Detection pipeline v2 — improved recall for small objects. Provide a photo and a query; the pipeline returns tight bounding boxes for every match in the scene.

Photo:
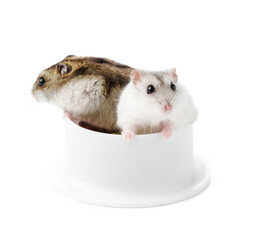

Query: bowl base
[50,157,210,208]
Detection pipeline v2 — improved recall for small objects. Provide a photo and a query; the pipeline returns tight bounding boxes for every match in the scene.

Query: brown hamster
[32,55,133,132]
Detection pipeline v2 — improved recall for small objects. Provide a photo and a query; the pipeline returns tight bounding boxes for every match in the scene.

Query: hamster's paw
[161,125,172,139]
[122,130,136,140]
[63,110,71,118]
[63,110,72,119]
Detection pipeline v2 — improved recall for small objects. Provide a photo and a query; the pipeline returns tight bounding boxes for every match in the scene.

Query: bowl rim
[66,118,193,139]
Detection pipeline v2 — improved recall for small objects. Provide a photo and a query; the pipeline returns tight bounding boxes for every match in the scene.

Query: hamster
[32,55,133,133]
[117,68,198,139]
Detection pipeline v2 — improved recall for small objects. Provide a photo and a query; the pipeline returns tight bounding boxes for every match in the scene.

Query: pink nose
[164,104,172,111]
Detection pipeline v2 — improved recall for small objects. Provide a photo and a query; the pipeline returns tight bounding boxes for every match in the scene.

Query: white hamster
[117,68,198,139]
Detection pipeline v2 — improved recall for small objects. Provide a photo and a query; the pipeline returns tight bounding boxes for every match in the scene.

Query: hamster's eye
[147,85,155,94]
[171,82,176,91]
[38,77,45,87]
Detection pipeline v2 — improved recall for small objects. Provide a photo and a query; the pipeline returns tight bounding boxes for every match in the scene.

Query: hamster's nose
[164,104,172,111]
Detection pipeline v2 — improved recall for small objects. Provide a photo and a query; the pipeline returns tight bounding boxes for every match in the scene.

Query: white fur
[117,71,198,135]
[34,76,104,116]
[32,90,49,103]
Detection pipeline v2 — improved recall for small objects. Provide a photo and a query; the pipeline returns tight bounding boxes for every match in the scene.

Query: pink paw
[63,110,75,120]
[161,126,172,139]
[122,130,136,140]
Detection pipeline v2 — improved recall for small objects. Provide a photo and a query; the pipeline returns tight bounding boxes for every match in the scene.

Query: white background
[0,0,254,239]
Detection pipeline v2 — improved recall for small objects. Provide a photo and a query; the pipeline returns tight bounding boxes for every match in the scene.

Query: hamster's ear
[168,68,178,81]
[130,70,142,84]
[65,55,77,59]
[57,63,68,76]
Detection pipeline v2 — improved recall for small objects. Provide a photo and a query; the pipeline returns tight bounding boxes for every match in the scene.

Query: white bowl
[51,119,210,208]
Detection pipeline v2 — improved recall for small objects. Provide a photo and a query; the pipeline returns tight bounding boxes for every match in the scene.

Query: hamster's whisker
[170,96,176,104]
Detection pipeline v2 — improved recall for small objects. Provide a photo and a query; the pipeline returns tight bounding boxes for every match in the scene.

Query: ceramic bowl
[51,119,210,207]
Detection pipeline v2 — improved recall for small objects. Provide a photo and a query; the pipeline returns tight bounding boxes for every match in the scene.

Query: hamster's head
[131,68,178,116]
[32,56,106,115]
[32,58,75,103]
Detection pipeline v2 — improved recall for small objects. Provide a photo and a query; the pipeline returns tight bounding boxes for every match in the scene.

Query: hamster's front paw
[161,124,172,139]
[63,110,76,121]
[122,130,136,140]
